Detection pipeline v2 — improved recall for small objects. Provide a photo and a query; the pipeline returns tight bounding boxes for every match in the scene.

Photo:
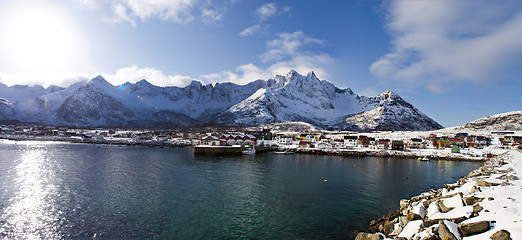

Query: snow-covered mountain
[214,70,442,131]
[0,70,443,131]
[343,91,443,131]
[456,111,522,131]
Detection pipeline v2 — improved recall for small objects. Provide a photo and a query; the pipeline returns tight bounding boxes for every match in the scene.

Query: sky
[0,0,521,127]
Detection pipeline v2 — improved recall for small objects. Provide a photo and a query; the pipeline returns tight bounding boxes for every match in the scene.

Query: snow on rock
[216,71,441,131]
[442,194,465,209]
[397,220,423,239]
[0,70,442,129]
[344,90,443,131]
[456,110,522,131]
[361,150,522,240]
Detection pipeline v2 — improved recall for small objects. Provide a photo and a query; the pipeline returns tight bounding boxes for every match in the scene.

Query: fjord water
[0,141,478,239]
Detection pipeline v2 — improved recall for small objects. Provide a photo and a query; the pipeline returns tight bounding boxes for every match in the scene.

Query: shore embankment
[278,147,486,162]
[355,150,521,240]
[0,134,192,148]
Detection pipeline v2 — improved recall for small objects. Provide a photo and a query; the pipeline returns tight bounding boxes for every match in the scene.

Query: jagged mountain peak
[136,79,153,86]
[286,69,300,78]
[376,90,400,101]
[87,75,113,89]
[187,80,203,89]
[0,70,443,131]
[91,75,107,82]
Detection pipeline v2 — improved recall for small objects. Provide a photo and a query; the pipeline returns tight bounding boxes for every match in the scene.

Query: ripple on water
[0,142,479,239]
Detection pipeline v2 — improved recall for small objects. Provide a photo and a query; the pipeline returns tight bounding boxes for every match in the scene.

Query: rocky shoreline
[355,150,521,240]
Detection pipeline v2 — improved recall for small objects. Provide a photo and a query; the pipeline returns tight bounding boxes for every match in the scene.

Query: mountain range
[0,70,443,131]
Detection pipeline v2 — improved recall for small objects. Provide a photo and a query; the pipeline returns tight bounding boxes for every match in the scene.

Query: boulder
[398,220,423,239]
[442,194,464,208]
[426,201,440,219]
[476,180,500,187]
[383,219,396,236]
[412,226,437,240]
[399,216,408,228]
[407,212,423,221]
[500,175,519,181]
[458,221,490,236]
[355,232,381,240]
[470,186,481,193]
[437,220,460,240]
[489,229,512,240]
[462,195,484,206]
[472,204,483,217]
[412,200,427,219]
[445,183,459,191]
[437,200,454,213]
[400,199,409,208]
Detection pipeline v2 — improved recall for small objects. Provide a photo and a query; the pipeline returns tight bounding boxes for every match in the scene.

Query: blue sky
[0,0,521,127]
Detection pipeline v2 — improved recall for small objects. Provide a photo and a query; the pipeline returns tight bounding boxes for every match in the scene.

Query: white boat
[418,157,430,161]
[274,151,294,155]
[242,147,256,155]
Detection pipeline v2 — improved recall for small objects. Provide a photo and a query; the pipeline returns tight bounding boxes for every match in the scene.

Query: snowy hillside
[0,70,443,130]
[215,70,441,131]
[343,91,443,131]
[456,111,522,131]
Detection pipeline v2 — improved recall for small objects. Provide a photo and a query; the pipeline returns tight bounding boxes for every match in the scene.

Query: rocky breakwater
[356,150,522,240]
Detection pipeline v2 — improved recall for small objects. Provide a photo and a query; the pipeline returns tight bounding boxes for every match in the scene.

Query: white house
[316,142,332,149]
[343,135,358,148]
[201,135,220,146]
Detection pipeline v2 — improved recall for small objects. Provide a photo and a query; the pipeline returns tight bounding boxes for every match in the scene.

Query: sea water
[0,140,478,239]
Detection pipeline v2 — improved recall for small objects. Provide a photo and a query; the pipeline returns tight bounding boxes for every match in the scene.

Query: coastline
[0,133,487,161]
[279,147,486,162]
[356,149,522,239]
[0,134,192,148]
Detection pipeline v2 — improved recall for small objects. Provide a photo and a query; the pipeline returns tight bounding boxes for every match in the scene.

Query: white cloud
[261,31,325,63]
[239,3,291,36]
[256,3,277,21]
[76,0,98,9]
[79,0,209,25]
[0,72,91,88]
[116,0,197,23]
[0,66,194,88]
[201,7,223,23]
[111,3,136,27]
[239,24,261,36]
[255,3,291,22]
[371,1,522,93]
[202,31,332,85]
[100,65,195,87]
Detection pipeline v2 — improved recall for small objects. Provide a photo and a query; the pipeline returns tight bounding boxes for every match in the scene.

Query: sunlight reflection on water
[0,141,479,239]
[1,143,62,238]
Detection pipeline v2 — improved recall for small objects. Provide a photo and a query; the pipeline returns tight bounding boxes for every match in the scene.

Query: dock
[193,145,270,155]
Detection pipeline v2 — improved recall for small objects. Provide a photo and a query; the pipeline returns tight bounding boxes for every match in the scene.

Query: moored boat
[242,147,256,155]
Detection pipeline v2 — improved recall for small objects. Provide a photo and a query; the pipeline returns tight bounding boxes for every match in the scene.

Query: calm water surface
[0,140,479,239]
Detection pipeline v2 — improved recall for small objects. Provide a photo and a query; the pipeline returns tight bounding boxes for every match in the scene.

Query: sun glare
[1,1,88,73]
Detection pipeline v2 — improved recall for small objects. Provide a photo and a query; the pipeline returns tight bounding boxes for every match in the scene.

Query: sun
[1,1,88,73]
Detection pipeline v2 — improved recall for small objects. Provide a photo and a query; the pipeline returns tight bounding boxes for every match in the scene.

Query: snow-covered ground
[451,150,522,239]
[360,149,522,239]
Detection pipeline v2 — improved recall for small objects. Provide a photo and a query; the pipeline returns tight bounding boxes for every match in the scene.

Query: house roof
[202,136,219,140]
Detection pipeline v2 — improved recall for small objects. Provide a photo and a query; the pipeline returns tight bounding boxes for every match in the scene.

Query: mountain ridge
[0,70,443,131]
[455,111,522,131]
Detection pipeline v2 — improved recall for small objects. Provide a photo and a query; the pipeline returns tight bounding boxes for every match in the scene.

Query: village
[1,123,521,161]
